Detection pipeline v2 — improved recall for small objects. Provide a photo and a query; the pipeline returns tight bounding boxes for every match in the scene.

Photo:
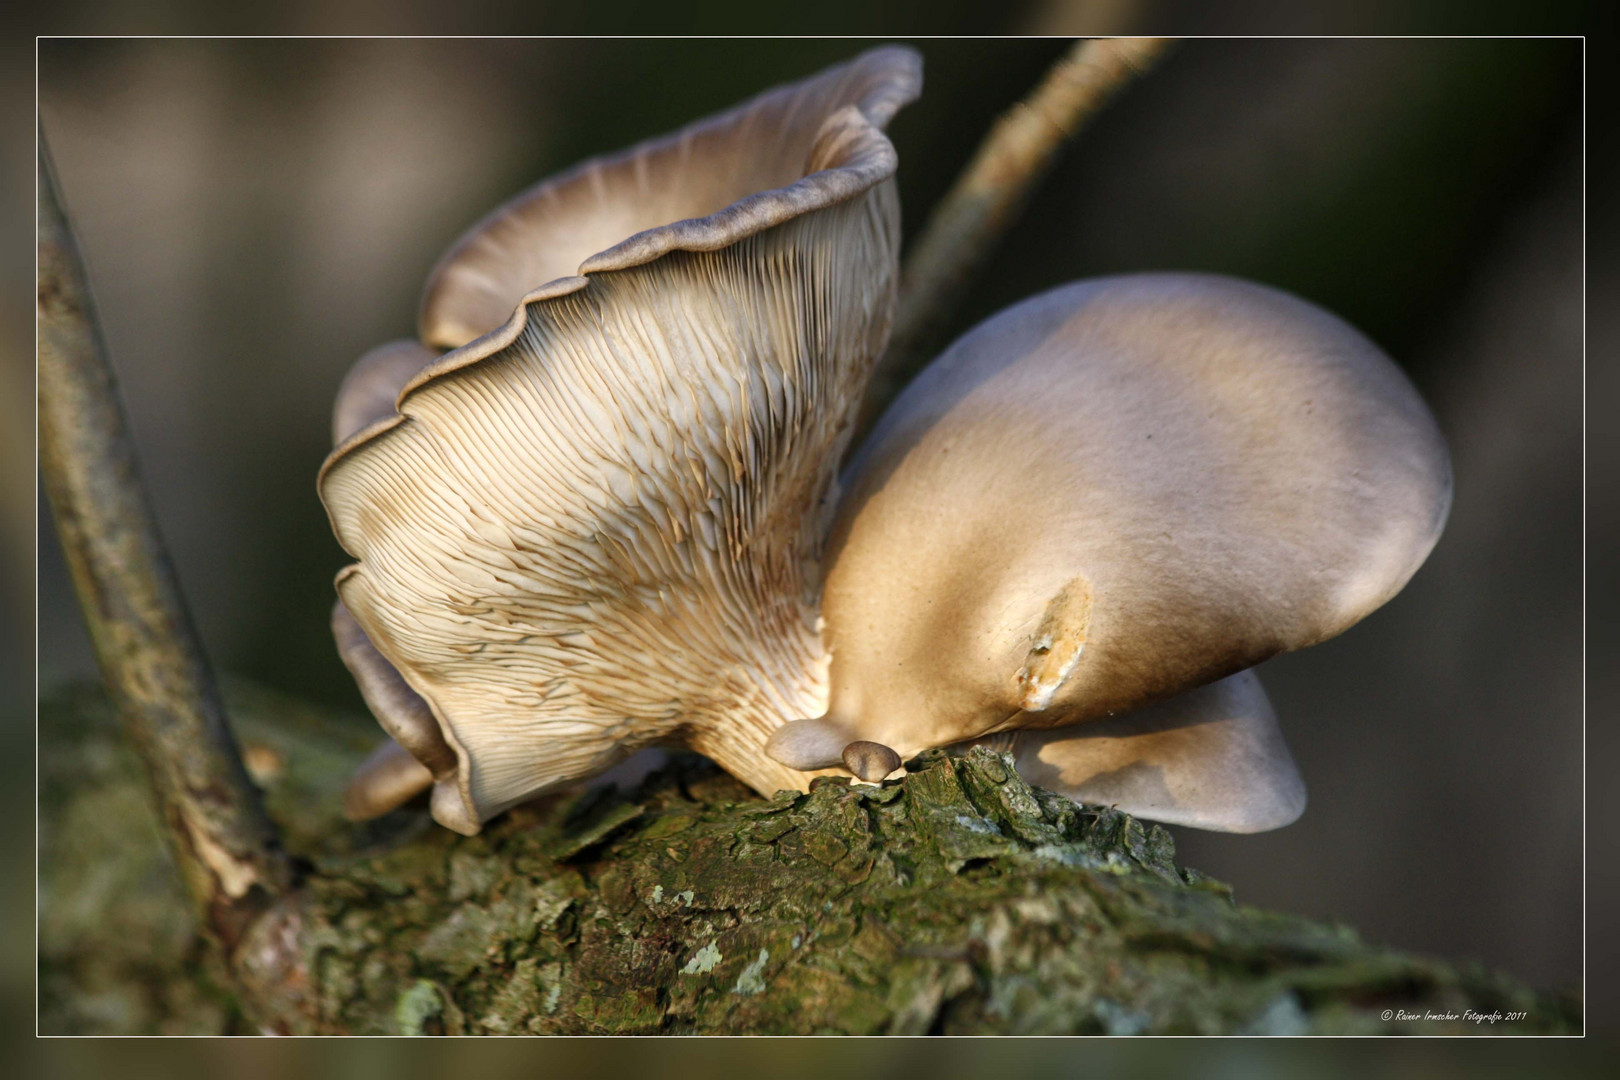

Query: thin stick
[37,135,293,950]
[858,37,1174,435]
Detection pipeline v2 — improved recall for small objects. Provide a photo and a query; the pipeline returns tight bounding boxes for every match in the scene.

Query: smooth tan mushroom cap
[770,273,1451,767]
[320,48,921,834]
[977,668,1305,833]
[841,740,902,783]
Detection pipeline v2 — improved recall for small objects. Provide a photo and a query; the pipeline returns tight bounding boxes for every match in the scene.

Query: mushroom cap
[980,668,1305,833]
[419,46,923,352]
[769,273,1451,766]
[329,343,455,822]
[331,339,440,447]
[841,740,902,783]
[319,47,921,834]
[343,739,435,822]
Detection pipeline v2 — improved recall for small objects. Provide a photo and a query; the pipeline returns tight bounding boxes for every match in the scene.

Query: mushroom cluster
[319,47,1451,837]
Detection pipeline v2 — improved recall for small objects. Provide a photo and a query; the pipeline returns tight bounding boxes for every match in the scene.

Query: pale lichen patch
[681,940,723,975]
[732,949,770,995]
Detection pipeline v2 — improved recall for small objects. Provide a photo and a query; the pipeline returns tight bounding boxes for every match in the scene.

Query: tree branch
[858,37,1174,436]
[36,135,294,952]
[40,680,1579,1035]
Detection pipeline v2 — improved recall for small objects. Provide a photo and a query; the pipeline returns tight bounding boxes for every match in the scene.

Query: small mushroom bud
[841,740,901,782]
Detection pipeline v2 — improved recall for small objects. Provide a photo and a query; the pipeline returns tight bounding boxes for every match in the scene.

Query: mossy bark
[39,681,1580,1036]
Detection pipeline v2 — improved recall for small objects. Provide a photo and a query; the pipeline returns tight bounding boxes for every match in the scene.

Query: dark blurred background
[34,33,1582,1004]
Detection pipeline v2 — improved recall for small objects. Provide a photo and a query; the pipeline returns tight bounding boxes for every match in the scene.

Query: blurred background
[34,31,1583,1014]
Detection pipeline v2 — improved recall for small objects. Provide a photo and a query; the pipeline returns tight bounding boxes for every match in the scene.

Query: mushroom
[330,339,440,447]
[319,47,923,835]
[966,670,1304,832]
[764,273,1450,830]
[841,740,902,783]
[326,341,454,819]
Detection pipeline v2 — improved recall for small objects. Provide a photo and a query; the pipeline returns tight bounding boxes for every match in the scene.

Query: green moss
[395,979,463,1036]
[39,680,1582,1035]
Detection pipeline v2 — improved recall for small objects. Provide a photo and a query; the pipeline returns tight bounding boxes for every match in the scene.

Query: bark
[39,680,1580,1036]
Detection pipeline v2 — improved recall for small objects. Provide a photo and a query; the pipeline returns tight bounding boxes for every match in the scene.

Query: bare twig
[857,37,1174,436]
[37,135,293,951]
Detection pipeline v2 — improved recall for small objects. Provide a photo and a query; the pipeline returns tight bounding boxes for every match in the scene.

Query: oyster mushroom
[841,740,902,783]
[968,670,1304,832]
[767,273,1450,830]
[330,339,440,447]
[319,47,922,835]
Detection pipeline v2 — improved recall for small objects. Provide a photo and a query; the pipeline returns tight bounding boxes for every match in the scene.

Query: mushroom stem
[857,36,1173,438]
[37,134,294,948]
